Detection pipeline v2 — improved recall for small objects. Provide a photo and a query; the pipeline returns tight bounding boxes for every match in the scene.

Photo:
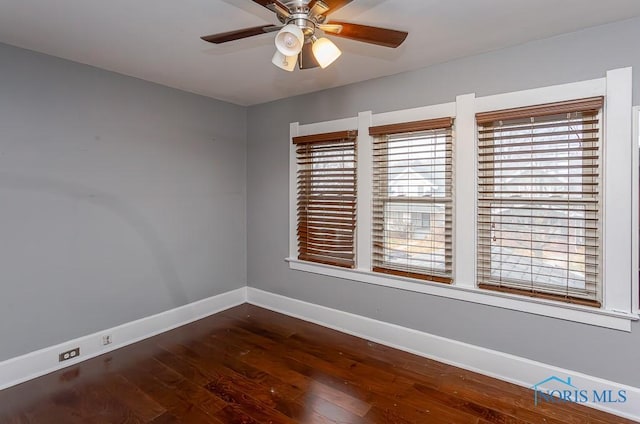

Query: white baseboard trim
[0,287,246,391]
[246,287,640,422]
[2,286,637,421]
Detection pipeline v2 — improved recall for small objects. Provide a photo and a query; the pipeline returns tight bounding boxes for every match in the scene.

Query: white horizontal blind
[294,131,357,268]
[476,97,603,306]
[371,119,454,283]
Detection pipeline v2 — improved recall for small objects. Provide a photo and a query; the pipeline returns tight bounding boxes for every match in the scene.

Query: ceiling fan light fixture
[312,37,342,69]
[272,50,297,72]
[200,0,410,73]
[274,24,304,56]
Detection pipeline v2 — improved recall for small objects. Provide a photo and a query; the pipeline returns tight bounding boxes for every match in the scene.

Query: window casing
[370,118,454,283]
[294,130,358,268]
[476,97,603,306]
[288,69,636,331]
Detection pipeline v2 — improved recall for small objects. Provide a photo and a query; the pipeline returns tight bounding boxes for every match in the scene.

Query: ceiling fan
[201,0,408,71]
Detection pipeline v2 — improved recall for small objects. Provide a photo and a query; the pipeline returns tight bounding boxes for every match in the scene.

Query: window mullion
[454,93,477,288]
[603,68,633,313]
[357,111,373,271]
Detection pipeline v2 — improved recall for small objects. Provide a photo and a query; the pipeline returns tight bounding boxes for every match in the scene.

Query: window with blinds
[370,118,454,283]
[293,130,358,268]
[476,97,603,307]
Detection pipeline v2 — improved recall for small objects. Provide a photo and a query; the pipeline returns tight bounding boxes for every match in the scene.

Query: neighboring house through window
[370,118,454,283]
[476,97,604,306]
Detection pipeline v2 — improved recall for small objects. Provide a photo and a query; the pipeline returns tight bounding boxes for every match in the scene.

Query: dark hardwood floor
[0,304,633,423]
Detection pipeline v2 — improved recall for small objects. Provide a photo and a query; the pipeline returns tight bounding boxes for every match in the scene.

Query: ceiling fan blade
[322,21,408,48]
[201,25,281,44]
[319,0,354,15]
[317,23,343,33]
[252,0,291,18]
[298,42,320,70]
[307,0,329,17]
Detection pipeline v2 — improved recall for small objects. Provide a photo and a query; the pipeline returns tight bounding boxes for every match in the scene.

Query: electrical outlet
[102,335,112,346]
[59,347,80,362]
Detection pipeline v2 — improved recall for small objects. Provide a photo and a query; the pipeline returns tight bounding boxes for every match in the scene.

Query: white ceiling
[1,0,639,106]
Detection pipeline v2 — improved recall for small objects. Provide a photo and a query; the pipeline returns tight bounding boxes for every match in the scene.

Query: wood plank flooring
[0,304,634,423]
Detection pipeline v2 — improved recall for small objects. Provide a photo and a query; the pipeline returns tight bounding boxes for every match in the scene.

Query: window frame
[633,105,640,315]
[475,98,604,307]
[293,129,358,268]
[370,118,455,284]
[287,69,638,331]
[289,118,359,261]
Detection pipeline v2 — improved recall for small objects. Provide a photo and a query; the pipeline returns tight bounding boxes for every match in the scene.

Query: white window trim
[286,257,634,331]
[603,68,634,313]
[288,117,359,260]
[633,105,640,315]
[288,69,639,331]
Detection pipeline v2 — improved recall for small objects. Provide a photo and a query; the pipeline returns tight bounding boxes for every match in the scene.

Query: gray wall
[247,17,640,387]
[0,43,247,360]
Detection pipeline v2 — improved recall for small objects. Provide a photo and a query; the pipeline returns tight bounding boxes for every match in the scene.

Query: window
[370,118,454,283]
[293,130,358,268]
[288,69,635,330]
[476,97,604,306]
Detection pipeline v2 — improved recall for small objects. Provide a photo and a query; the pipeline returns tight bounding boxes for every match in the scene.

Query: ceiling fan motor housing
[278,0,327,37]
[201,0,409,71]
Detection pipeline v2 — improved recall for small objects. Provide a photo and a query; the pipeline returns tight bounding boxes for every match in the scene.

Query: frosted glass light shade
[275,24,304,56]
[312,37,342,69]
[272,50,297,72]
